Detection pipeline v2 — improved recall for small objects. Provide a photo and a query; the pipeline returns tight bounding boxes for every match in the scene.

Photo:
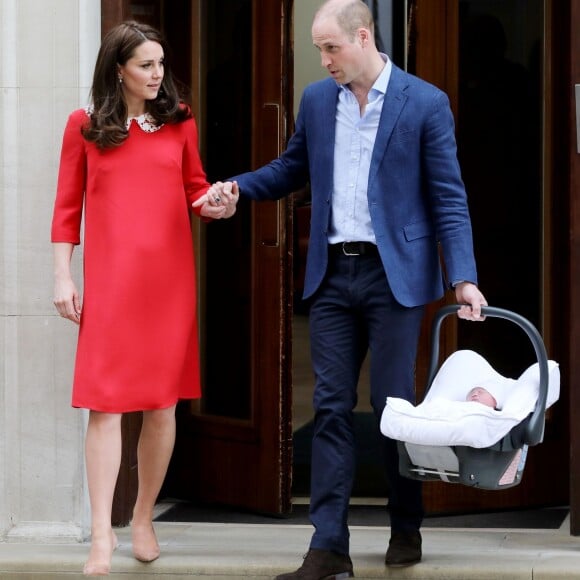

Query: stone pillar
[0,0,100,542]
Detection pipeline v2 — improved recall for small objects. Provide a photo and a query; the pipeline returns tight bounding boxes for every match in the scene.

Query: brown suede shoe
[276,548,354,579]
[385,530,422,567]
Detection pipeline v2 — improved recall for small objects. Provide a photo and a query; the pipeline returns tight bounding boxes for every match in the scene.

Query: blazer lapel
[368,65,409,188]
[318,81,339,192]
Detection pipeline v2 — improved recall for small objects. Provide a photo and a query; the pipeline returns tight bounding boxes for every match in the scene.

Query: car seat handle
[425,305,549,446]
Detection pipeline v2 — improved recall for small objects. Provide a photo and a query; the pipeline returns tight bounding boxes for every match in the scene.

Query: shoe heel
[333,573,354,579]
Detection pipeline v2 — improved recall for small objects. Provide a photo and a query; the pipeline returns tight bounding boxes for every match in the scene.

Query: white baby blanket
[380,350,559,448]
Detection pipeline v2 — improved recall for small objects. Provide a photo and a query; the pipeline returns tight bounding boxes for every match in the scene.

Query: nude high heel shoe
[131,522,160,563]
[83,530,118,576]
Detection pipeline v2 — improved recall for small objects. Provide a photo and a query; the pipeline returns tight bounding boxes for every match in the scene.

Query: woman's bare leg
[131,404,176,562]
[83,411,122,576]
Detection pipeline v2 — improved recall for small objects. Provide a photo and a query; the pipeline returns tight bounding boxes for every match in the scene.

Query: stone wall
[0,0,100,542]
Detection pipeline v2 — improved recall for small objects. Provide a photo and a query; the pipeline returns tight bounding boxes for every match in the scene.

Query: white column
[0,0,100,542]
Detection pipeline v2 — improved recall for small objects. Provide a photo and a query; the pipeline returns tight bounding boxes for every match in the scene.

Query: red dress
[51,109,209,412]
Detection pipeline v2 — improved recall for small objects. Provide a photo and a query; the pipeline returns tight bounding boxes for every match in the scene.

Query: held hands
[193,181,239,219]
[454,282,488,321]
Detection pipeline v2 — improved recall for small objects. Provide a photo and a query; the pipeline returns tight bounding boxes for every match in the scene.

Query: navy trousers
[307,250,425,555]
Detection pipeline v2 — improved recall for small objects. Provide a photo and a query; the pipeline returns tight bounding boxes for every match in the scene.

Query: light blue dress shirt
[328,55,392,245]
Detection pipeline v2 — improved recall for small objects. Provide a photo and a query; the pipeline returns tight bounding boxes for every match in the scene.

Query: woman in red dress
[51,21,237,576]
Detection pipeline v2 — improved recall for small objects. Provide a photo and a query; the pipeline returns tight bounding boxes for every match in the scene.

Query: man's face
[312,16,364,85]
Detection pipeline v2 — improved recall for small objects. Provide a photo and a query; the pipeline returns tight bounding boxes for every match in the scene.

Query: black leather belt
[329,241,378,256]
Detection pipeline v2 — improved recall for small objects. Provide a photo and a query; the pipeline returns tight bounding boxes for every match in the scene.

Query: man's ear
[358,27,371,47]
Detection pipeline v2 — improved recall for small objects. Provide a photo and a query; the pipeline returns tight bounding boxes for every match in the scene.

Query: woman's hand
[53,242,81,324]
[54,276,81,324]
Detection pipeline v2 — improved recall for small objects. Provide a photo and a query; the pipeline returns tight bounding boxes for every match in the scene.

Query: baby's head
[466,386,498,408]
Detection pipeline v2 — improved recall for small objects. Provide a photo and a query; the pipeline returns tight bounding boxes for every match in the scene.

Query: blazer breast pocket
[390,128,416,144]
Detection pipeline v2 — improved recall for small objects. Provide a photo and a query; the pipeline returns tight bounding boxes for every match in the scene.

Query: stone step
[0,521,578,579]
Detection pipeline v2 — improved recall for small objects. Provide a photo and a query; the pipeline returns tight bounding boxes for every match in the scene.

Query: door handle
[576,85,580,153]
[264,103,281,156]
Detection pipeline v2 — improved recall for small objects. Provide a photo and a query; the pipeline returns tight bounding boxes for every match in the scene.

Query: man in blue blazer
[199,0,487,577]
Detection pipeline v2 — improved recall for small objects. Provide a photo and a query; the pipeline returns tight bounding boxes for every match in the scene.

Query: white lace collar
[84,106,163,133]
[126,113,163,132]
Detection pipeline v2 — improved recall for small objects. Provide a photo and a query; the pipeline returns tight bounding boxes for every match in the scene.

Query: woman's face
[118,40,164,112]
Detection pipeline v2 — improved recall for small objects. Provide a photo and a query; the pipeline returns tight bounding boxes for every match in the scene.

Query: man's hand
[193,181,239,219]
[454,282,487,321]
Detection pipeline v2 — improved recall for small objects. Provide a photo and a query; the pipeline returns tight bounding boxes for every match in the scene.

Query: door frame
[177,0,293,515]
[103,0,294,522]
[412,0,571,516]
[104,0,580,526]
[568,0,580,535]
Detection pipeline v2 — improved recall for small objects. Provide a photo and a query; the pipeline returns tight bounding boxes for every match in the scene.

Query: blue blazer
[234,64,478,307]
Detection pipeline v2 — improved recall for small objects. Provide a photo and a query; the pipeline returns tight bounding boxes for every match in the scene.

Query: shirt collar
[338,52,392,98]
[373,53,392,95]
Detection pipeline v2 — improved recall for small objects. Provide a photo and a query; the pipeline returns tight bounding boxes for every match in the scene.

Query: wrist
[54,269,73,281]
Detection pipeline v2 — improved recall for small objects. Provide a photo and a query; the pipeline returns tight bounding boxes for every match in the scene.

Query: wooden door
[160,0,294,515]
[105,0,294,521]
[411,0,569,514]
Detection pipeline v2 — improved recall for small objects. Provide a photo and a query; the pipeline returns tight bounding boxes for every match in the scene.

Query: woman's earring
[118,76,123,84]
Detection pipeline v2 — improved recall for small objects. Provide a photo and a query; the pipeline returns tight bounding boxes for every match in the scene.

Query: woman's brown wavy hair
[82,21,191,149]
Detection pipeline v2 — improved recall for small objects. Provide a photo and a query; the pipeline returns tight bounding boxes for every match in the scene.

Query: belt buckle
[342,242,361,256]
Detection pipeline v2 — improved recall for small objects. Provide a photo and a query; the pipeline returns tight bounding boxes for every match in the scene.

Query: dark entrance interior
[110,0,570,526]
[455,0,543,378]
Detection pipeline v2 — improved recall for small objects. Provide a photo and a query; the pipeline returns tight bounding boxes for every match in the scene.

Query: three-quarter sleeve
[182,117,211,217]
[51,110,87,244]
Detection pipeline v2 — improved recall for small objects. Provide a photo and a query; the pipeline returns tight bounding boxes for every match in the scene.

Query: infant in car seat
[464,377,507,409]
[466,386,497,408]
[381,351,560,449]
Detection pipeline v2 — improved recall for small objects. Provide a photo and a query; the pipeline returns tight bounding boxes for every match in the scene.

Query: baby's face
[466,387,497,408]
